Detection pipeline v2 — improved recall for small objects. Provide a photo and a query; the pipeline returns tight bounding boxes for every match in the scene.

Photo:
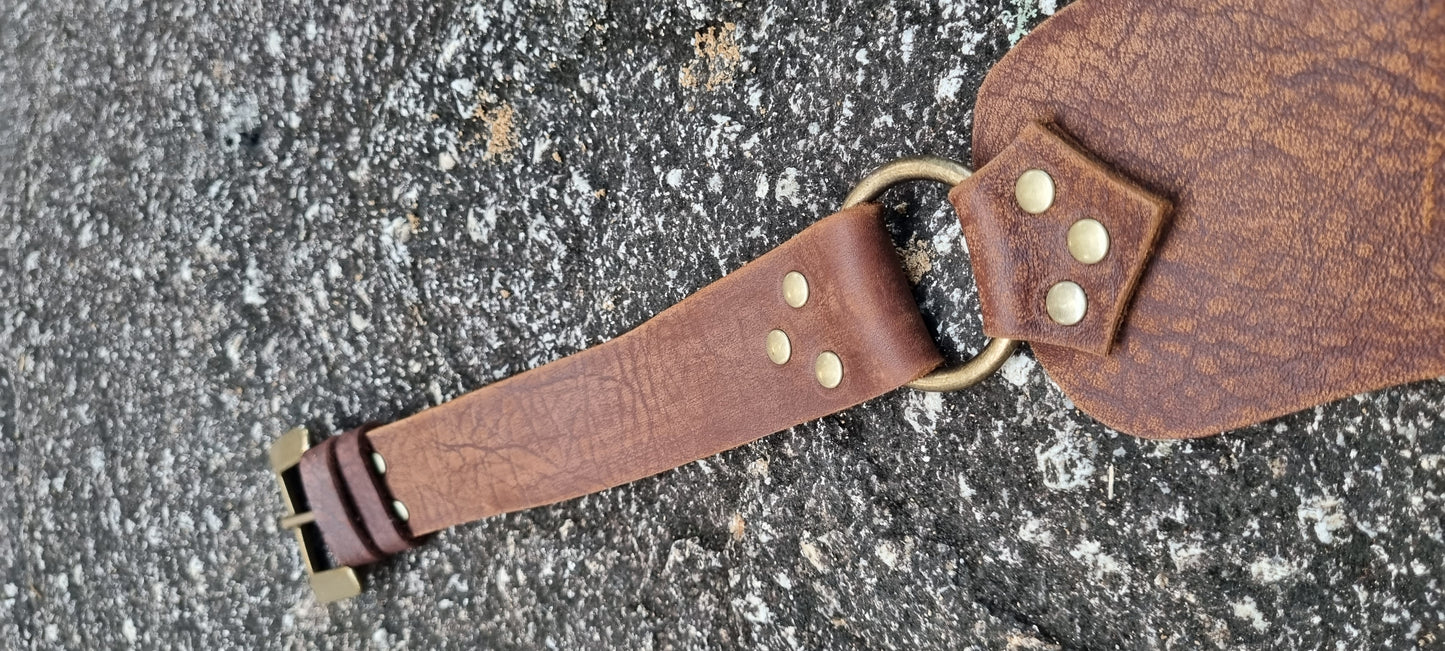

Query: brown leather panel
[950,122,1170,356]
[335,427,418,555]
[368,204,942,535]
[971,0,1445,438]
[299,436,382,567]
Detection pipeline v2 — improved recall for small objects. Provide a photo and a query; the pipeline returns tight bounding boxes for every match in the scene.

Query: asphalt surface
[1,0,1442,649]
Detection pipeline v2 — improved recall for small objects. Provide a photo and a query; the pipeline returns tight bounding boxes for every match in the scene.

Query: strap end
[269,425,420,603]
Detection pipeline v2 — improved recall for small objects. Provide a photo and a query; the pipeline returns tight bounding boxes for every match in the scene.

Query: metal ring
[843,155,1019,392]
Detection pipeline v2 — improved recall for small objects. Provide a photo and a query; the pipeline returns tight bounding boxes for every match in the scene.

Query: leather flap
[971,0,1445,438]
[951,122,1171,356]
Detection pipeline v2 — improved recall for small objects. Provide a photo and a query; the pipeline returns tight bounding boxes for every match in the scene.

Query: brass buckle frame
[843,155,1019,392]
[269,426,362,603]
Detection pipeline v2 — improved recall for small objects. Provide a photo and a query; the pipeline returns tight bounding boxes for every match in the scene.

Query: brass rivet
[1046,281,1088,326]
[782,271,809,308]
[1066,219,1110,264]
[766,329,792,365]
[392,500,410,522]
[370,452,387,475]
[814,351,843,389]
[1015,169,1056,214]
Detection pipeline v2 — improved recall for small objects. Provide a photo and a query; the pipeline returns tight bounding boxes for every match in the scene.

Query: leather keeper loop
[298,435,384,567]
[334,427,419,556]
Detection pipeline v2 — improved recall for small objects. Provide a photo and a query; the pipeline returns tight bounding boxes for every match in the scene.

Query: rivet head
[370,451,387,475]
[1067,219,1110,264]
[391,500,411,522]
[1015,169,1056,215]
[782,271,809,308]
[814,351,843,389]
[766,329,792,365]
[1046,281,1088,326]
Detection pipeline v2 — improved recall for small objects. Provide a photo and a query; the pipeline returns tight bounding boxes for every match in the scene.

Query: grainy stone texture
[1,0,1442,649]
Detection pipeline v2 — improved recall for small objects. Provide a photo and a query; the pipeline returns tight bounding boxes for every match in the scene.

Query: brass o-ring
[842,156,1019,392]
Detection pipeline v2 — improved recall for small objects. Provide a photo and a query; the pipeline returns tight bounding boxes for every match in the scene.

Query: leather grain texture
[366,204,942,535]
[950,122,1170,356]
[971,0,1445,438]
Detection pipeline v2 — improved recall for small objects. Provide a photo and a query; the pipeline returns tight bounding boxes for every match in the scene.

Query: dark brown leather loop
[334,428,419,555]
[299,436,383,567]
[367,204,943,536]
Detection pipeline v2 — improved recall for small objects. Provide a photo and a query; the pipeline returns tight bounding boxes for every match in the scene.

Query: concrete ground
[1,0,1441,648]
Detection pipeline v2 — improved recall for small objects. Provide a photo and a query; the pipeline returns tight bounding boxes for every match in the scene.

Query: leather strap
[285,0,1444,576]
[960,0,1445,438]
[303,204,941,555]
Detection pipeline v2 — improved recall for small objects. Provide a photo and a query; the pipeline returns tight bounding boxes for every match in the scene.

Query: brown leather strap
[305,204,941,548]
[961,0,1445,438]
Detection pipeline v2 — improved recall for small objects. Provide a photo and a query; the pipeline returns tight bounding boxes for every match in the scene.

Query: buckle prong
[269,426,362,603]
[279,511,317,529]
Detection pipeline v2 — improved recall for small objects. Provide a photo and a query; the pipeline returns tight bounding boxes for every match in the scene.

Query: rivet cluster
[769,271,843,389]
[1015,169,1111,326]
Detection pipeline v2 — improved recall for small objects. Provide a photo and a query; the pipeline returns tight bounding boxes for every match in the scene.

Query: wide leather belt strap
[301,203,942,563]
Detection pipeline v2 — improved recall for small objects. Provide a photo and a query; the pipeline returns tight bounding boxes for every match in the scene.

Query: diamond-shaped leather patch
[949,122,1171,356]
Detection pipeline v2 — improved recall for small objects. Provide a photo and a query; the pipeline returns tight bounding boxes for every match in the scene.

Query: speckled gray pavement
[1,1,1442,649]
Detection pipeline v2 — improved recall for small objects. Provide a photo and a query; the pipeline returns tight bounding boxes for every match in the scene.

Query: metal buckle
[269,427,362,603]
[842,155,1019,392]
